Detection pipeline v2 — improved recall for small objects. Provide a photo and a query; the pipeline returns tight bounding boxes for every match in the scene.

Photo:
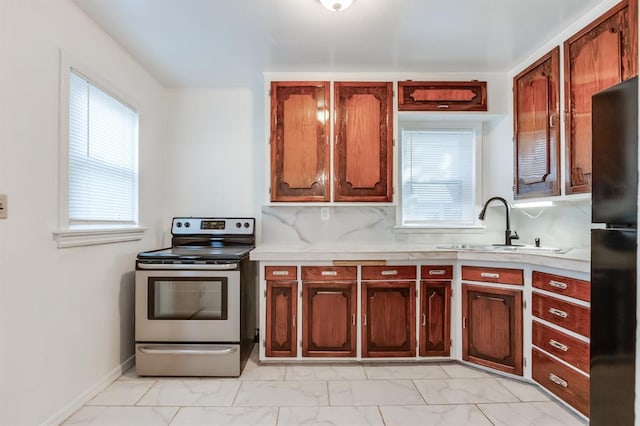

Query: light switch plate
[0,194,7,219]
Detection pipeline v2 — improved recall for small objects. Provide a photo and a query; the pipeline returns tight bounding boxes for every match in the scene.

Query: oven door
[135,267,240,342]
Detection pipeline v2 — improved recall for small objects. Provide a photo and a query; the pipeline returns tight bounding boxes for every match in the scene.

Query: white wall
[163,87,264,244]
[0,1,167,424]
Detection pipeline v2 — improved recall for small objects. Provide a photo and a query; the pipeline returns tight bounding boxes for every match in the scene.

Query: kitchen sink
[436,244,572,254]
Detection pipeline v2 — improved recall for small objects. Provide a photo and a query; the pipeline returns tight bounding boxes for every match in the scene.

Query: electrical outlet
[0,194,6,219]
[320,207,330,221]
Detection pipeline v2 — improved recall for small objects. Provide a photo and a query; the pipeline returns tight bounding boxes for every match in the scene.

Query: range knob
[176,222,182,228]
[236,222,242,228]
[244,222,250,228]
[184,222,190,228]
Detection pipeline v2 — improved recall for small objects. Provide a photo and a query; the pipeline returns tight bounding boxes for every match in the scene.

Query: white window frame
[395,120,484,232]
[54,51,145,248]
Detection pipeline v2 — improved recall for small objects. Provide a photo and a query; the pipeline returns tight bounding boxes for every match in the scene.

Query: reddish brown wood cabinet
[420,281,451,357]
[301,266,357,357]
[334,82,393,202]
[532,348,590,416]
[265,279,298,357]
[513,47,561,199]
[398,81,487,111]
[564,0,638,194]
[270,81,330,201]
[361,266,416,357]
[462,284,523,375]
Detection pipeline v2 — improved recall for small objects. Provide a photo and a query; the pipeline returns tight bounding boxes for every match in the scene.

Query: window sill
[394,225,486,234]
[53,226,147,248]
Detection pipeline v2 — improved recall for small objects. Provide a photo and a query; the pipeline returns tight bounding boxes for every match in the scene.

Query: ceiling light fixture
[318,0,354,12]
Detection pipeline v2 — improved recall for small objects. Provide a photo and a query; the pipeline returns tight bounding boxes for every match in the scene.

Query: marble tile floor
[63,349,587,426]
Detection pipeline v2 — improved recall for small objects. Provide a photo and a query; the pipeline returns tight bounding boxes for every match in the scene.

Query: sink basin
[436,244,572,254]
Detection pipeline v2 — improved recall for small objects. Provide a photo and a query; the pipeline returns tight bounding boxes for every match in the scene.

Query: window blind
[68,70,139,225]
[401,128,475,225]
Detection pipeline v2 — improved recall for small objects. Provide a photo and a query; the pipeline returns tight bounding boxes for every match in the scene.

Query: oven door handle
[136,263,239,270]
[137,345,238,356]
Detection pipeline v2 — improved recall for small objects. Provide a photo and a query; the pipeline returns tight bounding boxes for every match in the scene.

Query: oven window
[148,277,228,320]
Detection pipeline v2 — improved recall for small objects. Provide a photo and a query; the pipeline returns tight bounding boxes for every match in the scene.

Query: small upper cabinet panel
[398,81,487,111]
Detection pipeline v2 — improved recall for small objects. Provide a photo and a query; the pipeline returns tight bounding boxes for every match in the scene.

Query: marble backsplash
[260,199,591,249]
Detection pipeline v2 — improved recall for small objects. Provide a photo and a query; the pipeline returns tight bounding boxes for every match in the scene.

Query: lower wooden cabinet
[532,348,589,416]
[302,281,357,357]
[420,281,451,356]
[265,280,298,357]
[462,284,523,375]
[362,280,416,357]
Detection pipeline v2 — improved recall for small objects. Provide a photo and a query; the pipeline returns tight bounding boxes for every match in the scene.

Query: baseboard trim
[42,355,135,425]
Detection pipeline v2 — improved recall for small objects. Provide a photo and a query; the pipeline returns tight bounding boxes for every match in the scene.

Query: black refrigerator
[590,76,638,425]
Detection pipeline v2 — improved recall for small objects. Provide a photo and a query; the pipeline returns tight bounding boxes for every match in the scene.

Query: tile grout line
[474,403,498,426]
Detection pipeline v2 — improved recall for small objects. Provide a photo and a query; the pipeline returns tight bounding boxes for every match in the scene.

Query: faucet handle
[510,231,520,241]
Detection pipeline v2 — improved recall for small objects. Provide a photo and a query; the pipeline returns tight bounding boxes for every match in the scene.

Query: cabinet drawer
[532,348,589,416]
[265,266,297,281]
[397,81,488,111]
[533,271,590,302]
[302,266,357,281]
[361,265,416,280]
[532,320,589,374]
[532,293,590,338]
[421,265,453,280]
[462,266,524,285]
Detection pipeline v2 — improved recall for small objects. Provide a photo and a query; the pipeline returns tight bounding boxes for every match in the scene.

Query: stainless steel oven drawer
[135,343,241,377]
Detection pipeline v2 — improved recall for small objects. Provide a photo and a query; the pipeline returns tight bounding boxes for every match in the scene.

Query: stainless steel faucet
[478,196,520,246]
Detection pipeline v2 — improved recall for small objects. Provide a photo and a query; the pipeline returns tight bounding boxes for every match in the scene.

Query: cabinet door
[265,281,298,357]
[334,82,393,202]
[362,281,416,357]
[513,47,560,199]
[462,284,523,375]
[419,281,451,357]
[302,281,357,357]
[564,0,638,194]
[270,81,330,201]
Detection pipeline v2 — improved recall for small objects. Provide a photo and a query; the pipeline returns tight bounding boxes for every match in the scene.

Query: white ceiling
[73,0,605,88]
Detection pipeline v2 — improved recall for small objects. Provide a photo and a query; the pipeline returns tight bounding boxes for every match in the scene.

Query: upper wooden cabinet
[270,81,393,203]
[334,82,393,202]
[564,0,638,194]
[398,81,487,111]
[513,47,561,199]
[270,81,330,202]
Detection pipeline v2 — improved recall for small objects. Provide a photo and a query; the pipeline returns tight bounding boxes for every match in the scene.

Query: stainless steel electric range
[135,217,256,377]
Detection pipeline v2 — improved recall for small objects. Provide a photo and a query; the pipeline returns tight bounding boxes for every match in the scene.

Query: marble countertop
[250,242,590,274]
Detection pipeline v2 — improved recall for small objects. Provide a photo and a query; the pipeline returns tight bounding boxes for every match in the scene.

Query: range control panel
[171,217,255,235]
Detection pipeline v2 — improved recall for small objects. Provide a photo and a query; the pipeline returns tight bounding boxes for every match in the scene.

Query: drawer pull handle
[549,339,569,352]
[548,373,568,388]
[363,313,367,326]
[549,307,568,319]
[478,295,505,302]
[429,270,446,276]
[480,272,500,279]
[272,270,290,276]
[352,313,356,326]
[549,280,568,290]
[292,316,296,328]
[381,270,398,276]
[437,104,449,109]
[422,313,426,326]
[316,291,343,295]
[321,271,338,276]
